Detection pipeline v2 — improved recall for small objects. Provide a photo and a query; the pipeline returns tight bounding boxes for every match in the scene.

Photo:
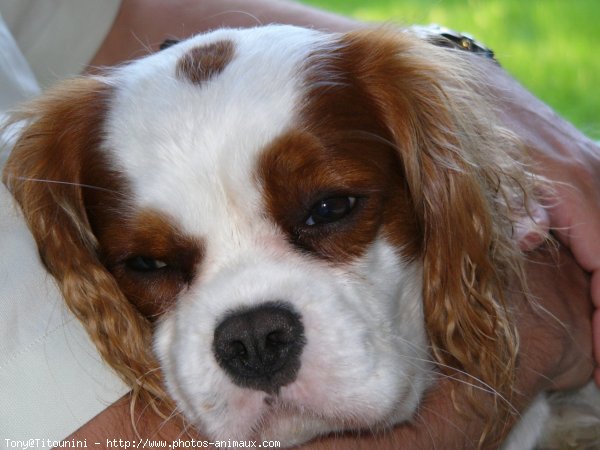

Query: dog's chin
[169,384,329,445]
[165,361,429,446]
[184,387,421,447]
[246,397,346,446]
[255,397,423,446]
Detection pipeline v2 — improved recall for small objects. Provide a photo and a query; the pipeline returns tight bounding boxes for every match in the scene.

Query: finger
[547,189,600,273]
[515,200,550,251]
[594,309,600,387]
[592,271,600,309]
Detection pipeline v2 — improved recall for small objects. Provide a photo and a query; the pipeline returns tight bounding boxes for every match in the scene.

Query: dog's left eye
[125,256,168,272]
[306,196,357,226]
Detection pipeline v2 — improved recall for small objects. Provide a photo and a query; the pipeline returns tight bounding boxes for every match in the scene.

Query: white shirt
[0,1,128,445]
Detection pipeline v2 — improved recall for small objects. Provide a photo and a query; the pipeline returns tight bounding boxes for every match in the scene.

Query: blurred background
[299,0,599,139]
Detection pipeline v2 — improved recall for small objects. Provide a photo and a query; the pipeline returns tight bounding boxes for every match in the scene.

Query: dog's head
[3,25,536,444]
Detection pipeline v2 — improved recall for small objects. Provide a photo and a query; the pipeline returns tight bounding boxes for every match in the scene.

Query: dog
[2,25,593,449]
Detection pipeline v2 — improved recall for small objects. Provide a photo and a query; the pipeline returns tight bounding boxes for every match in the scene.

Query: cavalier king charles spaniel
[3,25,593,449]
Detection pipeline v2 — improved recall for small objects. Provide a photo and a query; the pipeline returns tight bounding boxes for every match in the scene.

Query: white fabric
[0,2,128,445]
[0,11,40,110]
[0,0,122,88]
[0,184,129,443]
[0,9,40,169]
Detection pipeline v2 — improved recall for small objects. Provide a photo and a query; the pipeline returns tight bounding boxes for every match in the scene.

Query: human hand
[477,59,600,385]
[516,245,594,393]
[535,139,600,386]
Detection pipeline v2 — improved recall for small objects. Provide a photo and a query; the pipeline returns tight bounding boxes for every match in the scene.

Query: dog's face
[102,26,429,441]
[3,25,529,444]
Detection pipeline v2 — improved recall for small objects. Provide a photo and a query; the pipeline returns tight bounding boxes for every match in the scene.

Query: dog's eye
[125,256,168,272]
[306,196,357,226]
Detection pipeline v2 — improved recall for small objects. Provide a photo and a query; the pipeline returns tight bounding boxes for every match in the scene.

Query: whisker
[372,330,519,414]
[130,31,155,57]
[204,10,264,27]
[11,176,120,194]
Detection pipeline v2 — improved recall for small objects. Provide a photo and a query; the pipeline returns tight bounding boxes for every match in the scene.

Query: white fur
[97,25,567,447]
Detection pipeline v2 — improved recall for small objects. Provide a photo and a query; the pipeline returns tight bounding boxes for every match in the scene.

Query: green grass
[299,0,599,139]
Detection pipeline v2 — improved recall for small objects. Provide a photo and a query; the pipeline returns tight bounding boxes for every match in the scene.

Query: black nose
[213,302,305,394]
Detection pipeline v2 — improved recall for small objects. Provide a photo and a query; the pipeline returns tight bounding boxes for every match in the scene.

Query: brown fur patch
[176,40,235,85]
[54,99,204,318]
[257,47,420,264]
[4,79,203,320]
[95,209,204,318]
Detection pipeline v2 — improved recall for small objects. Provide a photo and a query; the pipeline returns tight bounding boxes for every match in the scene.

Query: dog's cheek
[153,311,222,423]
[153,297,247,419]
[153,315,190,411]
[154,296,273,439]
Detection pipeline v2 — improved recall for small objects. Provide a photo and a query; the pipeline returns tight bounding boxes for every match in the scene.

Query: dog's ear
[339,28,527,419]
[2,78,169,409]
[160,38,181,50]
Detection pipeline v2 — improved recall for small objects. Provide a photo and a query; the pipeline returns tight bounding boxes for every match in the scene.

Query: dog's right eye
[305,196,357,226]
[125,256,168,272]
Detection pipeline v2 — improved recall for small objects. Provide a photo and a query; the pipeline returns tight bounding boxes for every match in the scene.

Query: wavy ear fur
[1,78,172,414]
[338,29,533,443]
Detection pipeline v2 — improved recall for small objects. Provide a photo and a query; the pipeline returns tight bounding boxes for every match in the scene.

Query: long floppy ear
[2,78,171,412]
[338,28,531,434]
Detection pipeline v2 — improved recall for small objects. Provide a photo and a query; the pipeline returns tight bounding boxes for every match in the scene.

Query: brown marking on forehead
[257,34,423,263]
[176,39,235,85]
